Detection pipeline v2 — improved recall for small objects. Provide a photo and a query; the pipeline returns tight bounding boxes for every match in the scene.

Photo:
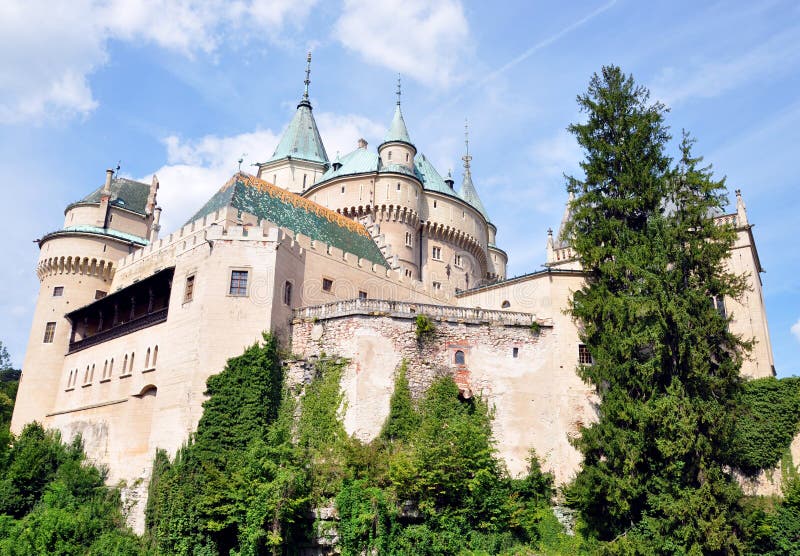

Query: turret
[256,52,329,193]
[11,168,152,433]
[378,76,416,170]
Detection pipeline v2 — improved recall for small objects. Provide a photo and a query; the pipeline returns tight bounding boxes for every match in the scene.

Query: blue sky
[0,0,797,375]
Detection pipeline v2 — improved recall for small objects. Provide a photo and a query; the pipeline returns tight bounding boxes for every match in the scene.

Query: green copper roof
[415,154,452,195]
[42,225,149,246]
[382,105,413,146]
[265,101,329,165]
[188,173,387,267]
[319,147,379,181]
[459,169,490,222]
[69,177,151,215]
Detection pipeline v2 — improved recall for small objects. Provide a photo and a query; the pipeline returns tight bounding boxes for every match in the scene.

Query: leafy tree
[0,424,142,555]
[563,66,749,552]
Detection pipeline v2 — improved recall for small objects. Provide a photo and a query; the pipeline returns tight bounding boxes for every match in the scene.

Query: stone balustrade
[293,298,539,326]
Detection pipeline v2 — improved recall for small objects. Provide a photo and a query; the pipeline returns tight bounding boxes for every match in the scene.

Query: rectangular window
[397,183,401,191]
[513,347,519,358]
[95,290,107,300]
[432,246,442,260]
[302,174,307,188]
[358,291,367,300]
[405,232,413,247]
[432,281,442,291]
[322,278,333,292]
[229,270,249,296]
[53,286,64,297]
[454,254,462,268]
[43,322,56,343]
[578,344,593,365]
[184,275,195,303]
[284,281,292,305]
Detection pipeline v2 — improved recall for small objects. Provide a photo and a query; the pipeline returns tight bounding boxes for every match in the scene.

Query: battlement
[113,205,448,302]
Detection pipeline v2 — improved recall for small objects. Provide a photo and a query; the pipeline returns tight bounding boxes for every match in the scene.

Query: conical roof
[266,102,329,165]
[459,168,490,222]
[265,53,329,165]
[382,104,413,145]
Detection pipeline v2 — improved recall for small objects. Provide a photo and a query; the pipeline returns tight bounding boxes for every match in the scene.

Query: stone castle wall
[290,299,596,483]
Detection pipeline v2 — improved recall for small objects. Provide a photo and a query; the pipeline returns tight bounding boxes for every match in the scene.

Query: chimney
[150,206,162,242]
[357,138,368,149]
[103,169,113,196]
[98,169,114,228]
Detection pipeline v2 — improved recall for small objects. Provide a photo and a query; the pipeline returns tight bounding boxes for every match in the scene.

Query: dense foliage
[0,423,142,555]
[729,377,800,475]
[563,66,750,552]
[143,337,570,555]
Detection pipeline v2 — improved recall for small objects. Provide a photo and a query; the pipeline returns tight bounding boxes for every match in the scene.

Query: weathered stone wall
[291,302,596,483]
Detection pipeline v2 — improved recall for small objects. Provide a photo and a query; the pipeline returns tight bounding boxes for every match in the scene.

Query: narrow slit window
[184,275,195,303]
[284,281,292,305]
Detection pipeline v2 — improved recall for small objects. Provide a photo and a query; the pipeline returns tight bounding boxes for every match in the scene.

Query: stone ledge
[47,397,128,417]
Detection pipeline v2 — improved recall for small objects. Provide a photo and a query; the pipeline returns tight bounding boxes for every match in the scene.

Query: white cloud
[143,112,383,233]
[333,0,470,87]
[792,318,800,343]
[0,0,316,124]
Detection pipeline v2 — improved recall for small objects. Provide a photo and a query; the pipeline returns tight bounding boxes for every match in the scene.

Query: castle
[10,58,775,532]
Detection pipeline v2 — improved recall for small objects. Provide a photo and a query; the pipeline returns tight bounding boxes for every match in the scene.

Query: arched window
[109,358,114,377]
[84,365,90,383]
[103,360,108,379]
[90,364,95,382]
[454,350,465,365]
[130,352,135,372]
[123,354,128,373]
[501,300,511,309]
[145,348,151,369]
[284,281,292,305]
[152,346,158,367]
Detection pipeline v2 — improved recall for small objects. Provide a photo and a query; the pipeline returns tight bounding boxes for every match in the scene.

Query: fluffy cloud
[0,0,316,124]
[333,0,470,87]
[143,112,383,234]
[792,318,800,343]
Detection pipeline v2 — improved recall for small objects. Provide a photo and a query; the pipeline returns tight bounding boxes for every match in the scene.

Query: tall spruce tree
[563,66,749,552]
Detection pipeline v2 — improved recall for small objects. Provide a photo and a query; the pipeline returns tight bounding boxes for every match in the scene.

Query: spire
[555,191,575,248]
[735,188,749,226]
[299,51,312,108]
[382,75,413,145]
[265,52,329,165]
[458,119,489,221]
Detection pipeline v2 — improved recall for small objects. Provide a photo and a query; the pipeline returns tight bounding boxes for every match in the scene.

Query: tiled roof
[382,105,413,145]
[69,177,151,215]
[42,225,149,246]
[188,173,388,266]
[265,102,329,165]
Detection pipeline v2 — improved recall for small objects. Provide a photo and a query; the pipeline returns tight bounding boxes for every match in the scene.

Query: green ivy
[728,377,800,475]
[415,314,436,341]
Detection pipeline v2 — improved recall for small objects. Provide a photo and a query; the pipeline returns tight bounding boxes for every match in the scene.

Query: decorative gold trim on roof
[225,172,371,238]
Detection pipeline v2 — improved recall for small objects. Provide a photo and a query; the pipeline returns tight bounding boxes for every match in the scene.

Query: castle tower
[257,52,329,193]
[377,76,417,170]
[11,169,156,432]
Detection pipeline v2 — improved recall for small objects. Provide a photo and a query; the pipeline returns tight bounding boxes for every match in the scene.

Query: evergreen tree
[563,66,749,552]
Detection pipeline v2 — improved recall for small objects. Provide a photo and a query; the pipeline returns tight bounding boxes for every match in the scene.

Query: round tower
[377,77,417,170]
[11,169,155,433]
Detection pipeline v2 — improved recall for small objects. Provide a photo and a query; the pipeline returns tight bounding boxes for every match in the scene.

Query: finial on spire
[396,74,402,106]
[462,118,472,172]
[303,51,312,102]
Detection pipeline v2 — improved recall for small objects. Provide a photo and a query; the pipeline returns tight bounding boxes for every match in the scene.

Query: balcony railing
[68,308,168,354]
[293,298,536,326]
